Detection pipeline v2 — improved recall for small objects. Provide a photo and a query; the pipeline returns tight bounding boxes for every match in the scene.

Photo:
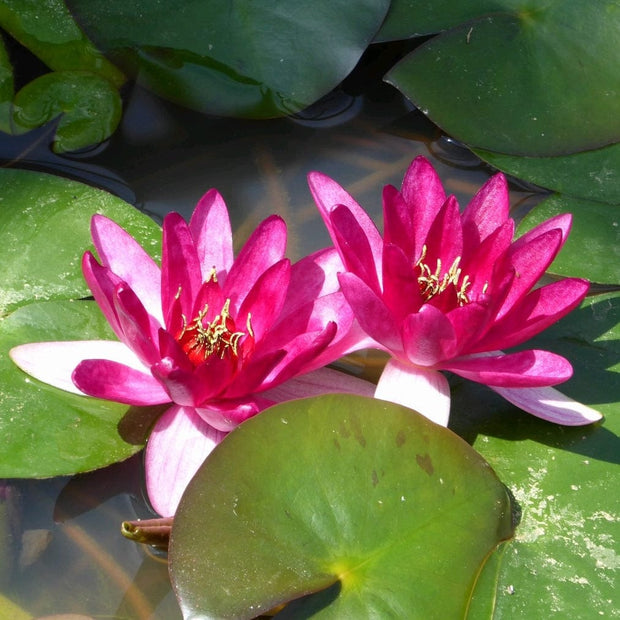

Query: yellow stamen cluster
[180,299,252,361]
[415,245,472,306]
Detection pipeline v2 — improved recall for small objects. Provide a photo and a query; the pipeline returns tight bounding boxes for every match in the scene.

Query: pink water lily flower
[309,156,602,427]
[10,191,374,516]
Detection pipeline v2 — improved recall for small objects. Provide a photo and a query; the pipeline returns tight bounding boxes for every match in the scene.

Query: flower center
[177,299,253,366]
[415,245,472,307]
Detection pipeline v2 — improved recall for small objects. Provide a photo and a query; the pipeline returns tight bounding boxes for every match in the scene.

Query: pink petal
[375,359,451,426]
[443,350,573,387]
[283,247,344,313]
[473,278,589,352]
[491,385,603,426]
[330,205,381,290]
[422,195,463,272]
[260,367,375,402]
[402,305,457,367]
[90,215,162,323]
[145,405,226,516]
[496,228,563,319]
[113,285,161,365]
[461,173,510,258]
[383,184,415,258]
[10,340,145,395]
[161,213,202,322]
[224,215,287,310]
[195,398,267,431]
[73,358,171,405]
[82,252,125,338]
[237,259,291,342]
[382,243,423,319]
[189,189,234,280]
[400,156,446,257]
[307,171,383,264]
[339,272,404,355]
[512,213,572,251]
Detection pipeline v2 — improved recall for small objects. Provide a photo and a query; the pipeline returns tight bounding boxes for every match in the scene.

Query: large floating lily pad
[66,0,390,118]
[386,0,620,156]
[0,169,162,476]
[170,393,514,618]
[450,291,620,618]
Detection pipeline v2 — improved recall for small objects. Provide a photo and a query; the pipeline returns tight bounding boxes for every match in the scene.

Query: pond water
[1,68,541,619]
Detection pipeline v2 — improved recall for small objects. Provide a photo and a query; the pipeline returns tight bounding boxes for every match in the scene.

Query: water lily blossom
[309,156,602,427]
[10,191,374,516]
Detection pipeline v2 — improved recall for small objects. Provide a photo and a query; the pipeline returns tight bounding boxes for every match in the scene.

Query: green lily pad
[12,71,122,152]
[66,0,390,118]
[386,0,620,156]
[169,394,514,618]
[0,169,163,476]
[450,291,620,618]
[476,142,620,205]
[517,194,620,284]
[0,168,160,317]
[0,300,160,477]
[0,36,13,133]
[0,0,124,88]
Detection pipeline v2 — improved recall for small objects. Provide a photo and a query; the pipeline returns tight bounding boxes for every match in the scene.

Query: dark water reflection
[0,78,541,618]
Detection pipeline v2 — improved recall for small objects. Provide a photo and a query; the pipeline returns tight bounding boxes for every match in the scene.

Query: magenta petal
[443,350,573,387]
[339,272,404,355]
[308,171,383,263]
[382,244,423,319]
[261,367,375,402]
[383,184,415,258]
[422,195,463,271]
[224,215,287,310]
[512,213,572,252]
[461,173,510,258]
[82,252,124,338]
[491,385,603,425]
[496,228,563,319]
[400,156,446,256]
[474,278,589,352]
[90,215,162,323]
[375,359,451,426]
[402,305,457,366]
[283,248,343,313]
[237,259,291,342]
[145,405,226,516]
[330,205,381,291]
[189,189,234,280]
[161,213,202,322]
[73,358,171,404]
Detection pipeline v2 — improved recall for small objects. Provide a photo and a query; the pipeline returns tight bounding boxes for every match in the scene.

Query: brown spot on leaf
[372,469,379,487]
[416,453,434,476]
[395,429,406,447]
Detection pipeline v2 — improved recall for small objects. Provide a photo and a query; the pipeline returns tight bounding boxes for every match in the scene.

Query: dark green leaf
[517,194,620,284]
[67,0,390,118]
[170,394,514,619]
[0,36,13,133]
[12,71,122,152]
[386,1,620,156]
[476,142,620,205]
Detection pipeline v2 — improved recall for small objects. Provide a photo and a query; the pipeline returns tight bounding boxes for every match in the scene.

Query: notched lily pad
[12,71,122,152]
[170,394,514,619]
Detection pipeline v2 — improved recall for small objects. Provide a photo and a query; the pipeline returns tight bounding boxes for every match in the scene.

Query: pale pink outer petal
[375,359,451,426]
[491,385,603,426]
[189,189,234,280]
[90,215,163,324]
[9,340,145,395]
[145,405,227,517]
[260,367,375,402]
